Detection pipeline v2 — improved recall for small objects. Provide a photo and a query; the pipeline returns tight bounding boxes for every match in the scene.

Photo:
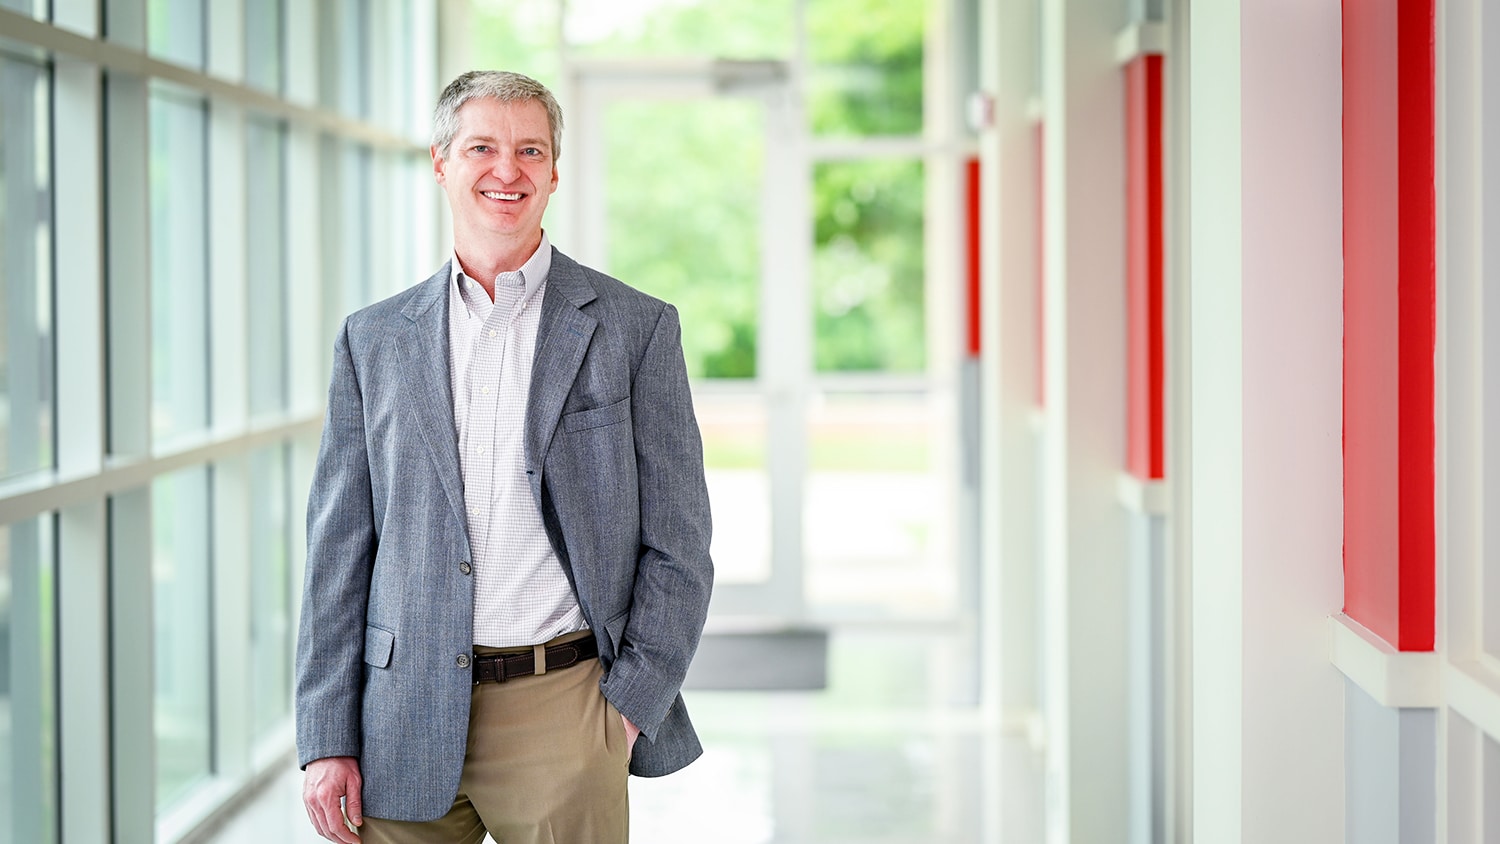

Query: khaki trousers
[360,631,630,844]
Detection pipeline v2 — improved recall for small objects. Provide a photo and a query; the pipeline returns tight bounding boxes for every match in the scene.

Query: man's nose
[491,152,521,181]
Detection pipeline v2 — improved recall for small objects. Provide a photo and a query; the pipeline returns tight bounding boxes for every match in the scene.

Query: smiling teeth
[483,191,522,201]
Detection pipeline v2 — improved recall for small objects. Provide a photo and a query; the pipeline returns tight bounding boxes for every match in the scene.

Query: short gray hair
[431,71,565,162]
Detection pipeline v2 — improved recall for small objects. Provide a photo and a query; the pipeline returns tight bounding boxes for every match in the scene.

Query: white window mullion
[53,53,114,844]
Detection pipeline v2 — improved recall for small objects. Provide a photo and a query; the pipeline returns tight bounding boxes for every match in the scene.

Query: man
[295,70,714,843]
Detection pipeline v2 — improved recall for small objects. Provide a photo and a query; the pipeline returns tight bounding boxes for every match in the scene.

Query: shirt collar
[448,232,553,313]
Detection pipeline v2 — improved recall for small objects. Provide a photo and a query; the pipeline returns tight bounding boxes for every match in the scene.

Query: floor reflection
[202,628,1044,844]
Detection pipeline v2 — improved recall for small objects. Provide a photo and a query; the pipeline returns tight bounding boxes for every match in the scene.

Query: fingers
[622,714,641,761]
[303,759,363,843]
[345,788,364,828]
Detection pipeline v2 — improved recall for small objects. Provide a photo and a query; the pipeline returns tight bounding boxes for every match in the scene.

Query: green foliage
[806,0,925,136]
[463,0,929,377]
[565,0,795,59]
[604,100,762,378]
[813,160,926,372]
[468,0,561,85]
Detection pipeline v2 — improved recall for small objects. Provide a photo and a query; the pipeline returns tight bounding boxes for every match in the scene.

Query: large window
[152,467,213,811]
[560,0,794,61]
[250,447,292,739]
[806,0,925,138]
[149,89,210,447]
[1,515,58,844]
[0,0,47,18]
[148,0,206,69]
[246,117,289,418]
[0,57,52,481]
[0,2,436,839]
[812,159,926,373]
[604,98,762,379]
[244,0,283,94]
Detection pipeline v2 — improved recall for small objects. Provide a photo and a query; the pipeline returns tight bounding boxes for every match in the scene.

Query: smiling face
[432,96,559,271]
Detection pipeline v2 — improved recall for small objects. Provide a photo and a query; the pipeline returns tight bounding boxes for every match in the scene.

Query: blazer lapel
[526,250,599,469]
[396,265,468,529]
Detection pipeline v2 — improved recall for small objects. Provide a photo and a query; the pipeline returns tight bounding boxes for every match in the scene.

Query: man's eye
[471,145,491,154]
[522,148,541,157]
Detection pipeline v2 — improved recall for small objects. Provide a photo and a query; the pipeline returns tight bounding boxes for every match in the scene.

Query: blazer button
[459,561,472,575]
[456,654,471,668]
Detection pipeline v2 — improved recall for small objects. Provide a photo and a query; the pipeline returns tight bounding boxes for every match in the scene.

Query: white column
[1239,1,1345,837]
[1189,2,1347,841]
[979,0,1041,730]
[1039,0,1131,841]
[53,49,114,844]
[1186,0,1243,836]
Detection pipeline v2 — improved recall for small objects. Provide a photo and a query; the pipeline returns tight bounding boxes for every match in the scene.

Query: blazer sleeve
[597,304,715,738]
[294,319,378,767]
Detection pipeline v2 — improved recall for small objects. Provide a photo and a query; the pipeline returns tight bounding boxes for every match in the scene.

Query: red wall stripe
[1124,54,1166,481]
[1341,0,1435,652]
[966,157,982,357]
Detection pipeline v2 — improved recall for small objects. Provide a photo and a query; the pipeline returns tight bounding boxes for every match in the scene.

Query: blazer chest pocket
[364,625,395,669]
[563,397,630,433]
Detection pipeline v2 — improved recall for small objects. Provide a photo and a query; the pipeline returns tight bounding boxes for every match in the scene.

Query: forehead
[454,97,552,145]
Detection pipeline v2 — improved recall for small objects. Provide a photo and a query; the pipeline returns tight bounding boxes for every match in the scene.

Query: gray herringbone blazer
[294,250,714,822]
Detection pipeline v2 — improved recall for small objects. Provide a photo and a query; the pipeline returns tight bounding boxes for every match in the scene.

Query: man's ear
[431,145,446,184]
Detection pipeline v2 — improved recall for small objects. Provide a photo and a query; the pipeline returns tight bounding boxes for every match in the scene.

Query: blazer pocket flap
[563,398,630,433]
[363,625,395,669]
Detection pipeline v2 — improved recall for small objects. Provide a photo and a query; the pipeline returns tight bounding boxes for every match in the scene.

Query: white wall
[1189,1,1346,840]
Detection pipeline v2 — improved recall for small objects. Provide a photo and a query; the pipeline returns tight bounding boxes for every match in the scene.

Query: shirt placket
[463,277,523,556]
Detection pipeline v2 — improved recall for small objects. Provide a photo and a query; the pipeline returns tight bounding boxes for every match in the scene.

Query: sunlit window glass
[340,142,372,312]
[0,57,54,481]
[319,138,373,367]
[246,118,288,417]
[0,515,59,844]
[604,99,760,378]
[813,159,925,372]
[340,0,369,118]
[152,465,212,810]
[148,0,206,70]
[695,392,771,586]
[250,446,291,738]
[244,0,283,93]
[149,89,210,446]
[0,0,47,18]
[804,392,942,615]
[807,0,924,137]
[560,0,792,61]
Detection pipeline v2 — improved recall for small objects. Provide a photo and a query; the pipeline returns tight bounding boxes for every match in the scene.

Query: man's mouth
[481,191,524,201]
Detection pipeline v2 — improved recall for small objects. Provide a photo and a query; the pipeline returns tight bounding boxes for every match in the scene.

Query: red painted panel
[966,157,982,358]
[1395,0,1436,652]
[1342,0,1435,652]
[1125,55,1166,481]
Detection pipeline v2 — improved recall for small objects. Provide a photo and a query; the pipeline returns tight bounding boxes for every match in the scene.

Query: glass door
[565,59,810,621]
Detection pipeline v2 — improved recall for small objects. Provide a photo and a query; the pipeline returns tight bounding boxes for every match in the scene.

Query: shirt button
[478,446,487,455]
[459,561,472,575]
[481,386,491,395]
[456,654,471,668]
[489,330,497,338]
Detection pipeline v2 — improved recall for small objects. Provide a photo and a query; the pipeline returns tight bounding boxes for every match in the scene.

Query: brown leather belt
[472,636,599,684]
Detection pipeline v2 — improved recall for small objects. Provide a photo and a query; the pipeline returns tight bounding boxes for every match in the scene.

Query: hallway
[200,627,1045,844]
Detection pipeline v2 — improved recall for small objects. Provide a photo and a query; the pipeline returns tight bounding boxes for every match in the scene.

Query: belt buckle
[473,654,510,685]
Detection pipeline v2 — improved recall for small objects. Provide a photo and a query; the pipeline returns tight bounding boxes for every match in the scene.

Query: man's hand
[622,715,641,761]
[303,756,363,842]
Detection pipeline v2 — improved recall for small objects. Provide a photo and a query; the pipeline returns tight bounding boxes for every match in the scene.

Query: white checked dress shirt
[448,234,586,648]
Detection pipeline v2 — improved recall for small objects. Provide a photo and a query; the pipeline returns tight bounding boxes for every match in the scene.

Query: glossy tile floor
[201,628,1044,844]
